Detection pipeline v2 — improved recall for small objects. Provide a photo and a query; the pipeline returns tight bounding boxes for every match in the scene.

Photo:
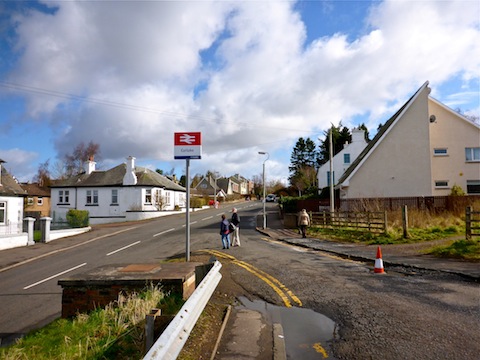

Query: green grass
[0,287,167,360]
[308,224,480,260]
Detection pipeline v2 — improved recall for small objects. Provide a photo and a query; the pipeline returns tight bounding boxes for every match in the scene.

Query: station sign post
[174,132,202,262]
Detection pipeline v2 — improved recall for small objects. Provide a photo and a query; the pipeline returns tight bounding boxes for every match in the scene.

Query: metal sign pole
[185,158,191,262]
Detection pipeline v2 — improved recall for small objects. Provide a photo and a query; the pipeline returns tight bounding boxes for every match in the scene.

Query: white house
[50,156,187,225]
[336,81,480,199]
[0,159,25,237]
[317,128,368,189]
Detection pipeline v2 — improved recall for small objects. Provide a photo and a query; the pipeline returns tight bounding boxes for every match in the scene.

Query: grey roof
[336,81,428,186]
[0,166,26,197]
[51,163,186,192]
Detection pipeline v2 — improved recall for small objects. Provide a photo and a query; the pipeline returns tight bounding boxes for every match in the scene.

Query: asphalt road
[0,201,266,346]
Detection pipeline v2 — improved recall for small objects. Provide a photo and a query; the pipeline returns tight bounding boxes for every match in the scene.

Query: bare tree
[64,141,100,177]
[33,159,51,186]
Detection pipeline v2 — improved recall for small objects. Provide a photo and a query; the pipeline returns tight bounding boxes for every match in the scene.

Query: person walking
[230,208,241,247]
[220,214,230,249]
[298,209,310,238]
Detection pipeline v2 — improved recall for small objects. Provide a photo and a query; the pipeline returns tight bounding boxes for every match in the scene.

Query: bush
[190,197,207,208]
[66,209,89,228]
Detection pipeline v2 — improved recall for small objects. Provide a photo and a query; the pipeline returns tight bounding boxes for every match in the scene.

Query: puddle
[238,296,338,359]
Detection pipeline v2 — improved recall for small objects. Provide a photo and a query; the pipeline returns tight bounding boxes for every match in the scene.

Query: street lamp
[258,151,269,229]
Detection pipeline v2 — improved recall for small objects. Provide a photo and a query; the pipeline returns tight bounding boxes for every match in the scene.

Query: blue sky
[0,0,479,184]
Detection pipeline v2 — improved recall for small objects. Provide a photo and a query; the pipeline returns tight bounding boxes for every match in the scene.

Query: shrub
[450,184,465,196]
[66,210,89,228]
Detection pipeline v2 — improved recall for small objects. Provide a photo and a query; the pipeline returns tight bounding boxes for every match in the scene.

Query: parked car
[265,194,276,202]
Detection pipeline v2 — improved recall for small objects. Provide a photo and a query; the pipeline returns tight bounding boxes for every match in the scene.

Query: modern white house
[50,156,187,225]
[0,159,25,237]
[336,81,480,199]
[317,128,368,189]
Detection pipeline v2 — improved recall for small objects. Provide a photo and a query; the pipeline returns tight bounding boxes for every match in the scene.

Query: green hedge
[66,209,89,228]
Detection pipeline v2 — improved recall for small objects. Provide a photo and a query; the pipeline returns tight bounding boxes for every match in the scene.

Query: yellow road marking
[313,342,329,358]
[200,249,302,308]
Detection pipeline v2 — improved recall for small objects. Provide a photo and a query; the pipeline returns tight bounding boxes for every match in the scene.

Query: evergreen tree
[288,137,319,195]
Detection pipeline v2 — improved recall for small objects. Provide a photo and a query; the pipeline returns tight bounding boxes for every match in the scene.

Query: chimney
[85,155,96,175]
[352,128,365,143]
[123,156,138,185]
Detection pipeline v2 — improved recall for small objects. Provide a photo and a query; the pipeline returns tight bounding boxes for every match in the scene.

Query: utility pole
[329,125,335,214]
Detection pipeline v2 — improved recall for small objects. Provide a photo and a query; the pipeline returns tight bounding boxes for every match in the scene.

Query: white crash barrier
[143,260,222,360]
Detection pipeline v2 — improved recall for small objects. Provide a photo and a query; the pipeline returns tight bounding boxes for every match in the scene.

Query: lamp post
[258,151,269,229]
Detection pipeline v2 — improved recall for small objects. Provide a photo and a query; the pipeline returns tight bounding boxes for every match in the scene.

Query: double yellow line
[202,249,302,308]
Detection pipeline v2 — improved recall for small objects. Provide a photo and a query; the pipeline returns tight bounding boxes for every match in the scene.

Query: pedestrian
[220,214,230,249]
[297,209,310,238]
[230,208,241,246]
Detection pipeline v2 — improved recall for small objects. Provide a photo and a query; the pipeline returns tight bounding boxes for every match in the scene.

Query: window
[465,147,480,162]
[0,202,5,224]
[344,153,351,164]
[111,189,118,205]
[27,197,34,205]
[59,190,70,204]
[145,189,152,204]
[327,171,335,186]
[467,180,480,194]
[434,148,448,156]
[165,191,171,205]
[37,197,43,206]
[86,190,98,205]
[435,180,449,188]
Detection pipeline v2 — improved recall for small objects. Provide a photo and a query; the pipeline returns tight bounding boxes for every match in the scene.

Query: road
[0,201,263,346]
[1,201,479,359]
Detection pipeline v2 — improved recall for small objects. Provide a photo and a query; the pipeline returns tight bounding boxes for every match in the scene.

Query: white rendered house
[317,128,368,190]
[50,156,186,225]
[0,160,25,236]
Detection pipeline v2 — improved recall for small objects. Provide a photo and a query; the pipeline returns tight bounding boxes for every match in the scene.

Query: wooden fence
[466,207,480,240]
[311,211,387,234]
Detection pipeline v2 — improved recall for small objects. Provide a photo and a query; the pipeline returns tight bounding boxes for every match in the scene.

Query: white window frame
[59,190,70,204]
[86,190,99,205]
[466,180,480,194]
[465,147,480,162]
[433,148,448,156]
[145,189,152,204]
[0,202,6,225]
[165,191,171,206]
[111,189,118,205]
[434,180,449,188]
[27,197,34,205]
[37,197,43,206]
[344,153,351,164]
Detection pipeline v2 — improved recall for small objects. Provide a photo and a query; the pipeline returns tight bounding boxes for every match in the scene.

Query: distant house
[0,159,26,236]
[21,183,51,220]
[317,128,368,189]
[50,156,186,225]
[194,176,227,200]
[230,174,254,197]
[336,81,480,199]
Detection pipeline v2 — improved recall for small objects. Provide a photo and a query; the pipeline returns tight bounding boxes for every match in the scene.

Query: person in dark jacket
[220,214,230,249]
[230,208,241,246]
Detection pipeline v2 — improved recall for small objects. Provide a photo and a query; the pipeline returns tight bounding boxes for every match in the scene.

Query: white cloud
[3,0,479,183]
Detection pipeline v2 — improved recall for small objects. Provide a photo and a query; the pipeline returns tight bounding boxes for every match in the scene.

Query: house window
[0,202,5,224]
[435,180,449,188]
[467,180,480,194]
[344,153,351,164]
[327,171,335,186]
[165,191,171,205]
[111,189,118,205]
[200,183,207,189]
[27,197,34,205]
[86,190,98,205]
[59,190,70,204]
[465,147,480,162]
[37,197,43,206]
[434,148,448,156]
[145,189,152,204]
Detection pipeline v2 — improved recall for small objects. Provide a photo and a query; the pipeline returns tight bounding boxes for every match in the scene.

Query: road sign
[174,132,202,159]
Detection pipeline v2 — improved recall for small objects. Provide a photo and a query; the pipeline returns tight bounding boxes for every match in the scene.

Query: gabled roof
[51,164,186,192]
[0,166,25,197]
[336,81,429,187]
[20,183,51,197]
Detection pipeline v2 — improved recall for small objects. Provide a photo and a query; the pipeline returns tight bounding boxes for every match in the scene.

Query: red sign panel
[174,132,201,146]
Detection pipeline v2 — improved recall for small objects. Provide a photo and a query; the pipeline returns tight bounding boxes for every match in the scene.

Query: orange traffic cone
[374,246,385,274]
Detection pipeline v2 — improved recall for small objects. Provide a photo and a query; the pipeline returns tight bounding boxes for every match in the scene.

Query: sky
[0,0,479,185]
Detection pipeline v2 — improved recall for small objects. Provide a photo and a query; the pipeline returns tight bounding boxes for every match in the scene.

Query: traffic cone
[374,246,385,274]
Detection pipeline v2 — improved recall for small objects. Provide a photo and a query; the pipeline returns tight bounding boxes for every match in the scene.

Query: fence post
[23,217,36,245]
[402,205,409,238]
[383,211,387,234]
[466,206,471,240]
